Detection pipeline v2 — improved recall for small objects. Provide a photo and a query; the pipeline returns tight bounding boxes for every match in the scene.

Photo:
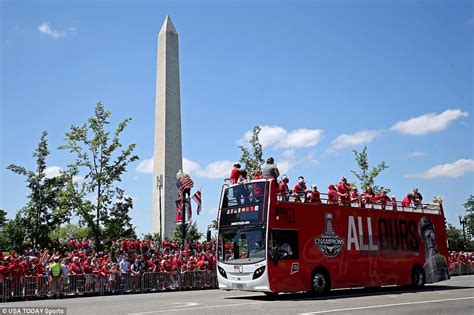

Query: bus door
[268,229,305,292]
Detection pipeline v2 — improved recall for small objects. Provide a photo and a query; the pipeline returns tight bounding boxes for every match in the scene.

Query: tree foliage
[446,223,464,251]
[59,102,139,247]
[239,126,264,177]
[0,212,28,252]
[351,146,389,193]
[6,131,72,247]
[0,209,7,229]
[463,195,473,240]
[172,221,203,244]
[49,223,92,246]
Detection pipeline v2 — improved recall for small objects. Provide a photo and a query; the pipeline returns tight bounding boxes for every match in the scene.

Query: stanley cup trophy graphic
[418,217,449,283]
[314,213,345,257]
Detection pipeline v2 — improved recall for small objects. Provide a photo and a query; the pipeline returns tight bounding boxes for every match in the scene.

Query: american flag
[192,189,202,215]
[175,198,191,222]
[176,176,194,196]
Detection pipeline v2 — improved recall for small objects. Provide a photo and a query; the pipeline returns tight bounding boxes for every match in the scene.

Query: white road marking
[299,296,474,314]
[171,302,199,307]
[128,301,267,314]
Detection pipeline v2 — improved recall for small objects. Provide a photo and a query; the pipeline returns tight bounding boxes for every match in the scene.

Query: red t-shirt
[278,182,289,194]
[309,191,321,203]
[402,196,411,207]
[230,167,241,184]
[328,189,338,204]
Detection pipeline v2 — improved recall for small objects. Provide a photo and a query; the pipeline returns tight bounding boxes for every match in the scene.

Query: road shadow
[226,284,474,301]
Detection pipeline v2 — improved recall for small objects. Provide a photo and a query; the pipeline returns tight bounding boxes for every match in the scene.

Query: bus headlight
[253,266,265,279]
[218,266,227,279]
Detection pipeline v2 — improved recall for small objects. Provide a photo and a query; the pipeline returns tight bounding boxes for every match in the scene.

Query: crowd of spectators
[448,251,473,266]
[0,239,217,298]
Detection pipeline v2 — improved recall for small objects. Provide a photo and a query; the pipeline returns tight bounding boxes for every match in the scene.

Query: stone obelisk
[152,16,182,239]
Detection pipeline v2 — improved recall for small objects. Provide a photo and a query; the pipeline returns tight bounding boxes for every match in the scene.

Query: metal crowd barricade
[180,271,193,289]
[1,269,218,301]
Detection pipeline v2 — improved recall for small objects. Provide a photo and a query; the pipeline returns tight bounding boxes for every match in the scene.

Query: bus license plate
[233,283,246,290]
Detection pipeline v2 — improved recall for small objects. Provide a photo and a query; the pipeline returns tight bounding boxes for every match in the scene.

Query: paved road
[2,275,473,315]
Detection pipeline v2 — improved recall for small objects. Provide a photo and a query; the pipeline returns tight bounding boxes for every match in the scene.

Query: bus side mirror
[206,230,211,242]
[270,247,279,265]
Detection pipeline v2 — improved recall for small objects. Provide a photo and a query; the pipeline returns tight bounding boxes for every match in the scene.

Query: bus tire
[411,265,425,288]
[264,292,278,297]
[311,268,330,294]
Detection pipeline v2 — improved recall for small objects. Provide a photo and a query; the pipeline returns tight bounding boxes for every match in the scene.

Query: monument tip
[160,15,177,35]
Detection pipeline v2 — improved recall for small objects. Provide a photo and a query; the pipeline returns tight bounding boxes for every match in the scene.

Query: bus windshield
[219,181,268,227]
[218,226,266,264]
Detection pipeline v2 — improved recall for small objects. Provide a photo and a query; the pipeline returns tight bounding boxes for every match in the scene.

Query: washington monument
[152,16,182,238]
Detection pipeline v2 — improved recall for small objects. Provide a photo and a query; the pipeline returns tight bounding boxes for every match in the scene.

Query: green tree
[0,212,28,251]
[0,209,7,229]
[463,195,474,238]
[7,131,72,247]
[446,223,464,251]
[49,223,92,246]
[102,188,137,241]
[239,126,264,177]
[351,146,389,193]
[172,221,203,243]
[59,102,139,248]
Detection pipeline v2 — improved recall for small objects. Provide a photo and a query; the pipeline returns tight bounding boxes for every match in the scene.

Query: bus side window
[271,230,299,260]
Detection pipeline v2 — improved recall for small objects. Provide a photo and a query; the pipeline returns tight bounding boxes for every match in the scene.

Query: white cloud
[278,128,324,148]
[282,150,295,159]
[409,151,425,157]
[183,158,201,175]
[199,161,234,179]
[44,166,62,178]
[136,158,153,174]
[137,157,232,180]
[277,160,293,174]
[238,125,324,149]
[38,22,76,39]
[405,159,474,179]
[390,109,468,135]
[329,130,381,151]
[38,22,65,39]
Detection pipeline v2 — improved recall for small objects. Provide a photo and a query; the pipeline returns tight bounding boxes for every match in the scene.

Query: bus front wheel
[311,269,330,294]
[411,266,425,288]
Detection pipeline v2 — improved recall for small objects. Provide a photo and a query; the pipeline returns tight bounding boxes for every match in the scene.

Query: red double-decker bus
[216,179,449,294]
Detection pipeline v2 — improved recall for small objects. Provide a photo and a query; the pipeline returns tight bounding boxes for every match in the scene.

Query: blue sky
[1,0,472,237]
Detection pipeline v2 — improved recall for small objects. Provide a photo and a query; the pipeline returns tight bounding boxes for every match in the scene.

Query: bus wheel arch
[411,264,425,288]
[311,266,331,294]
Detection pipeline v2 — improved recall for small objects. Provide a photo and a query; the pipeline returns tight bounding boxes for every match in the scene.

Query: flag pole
[182,190,186,250]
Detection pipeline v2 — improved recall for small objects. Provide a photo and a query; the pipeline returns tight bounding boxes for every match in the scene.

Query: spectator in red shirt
[293,176,308,202]
[402,193,413,207]
[229,163,241,184]
[375,189,390,209]
[327,184,338,204]
[277,175,290,201]
[362,186,375,207]
[309,185,321,204]
[337,177,351,206]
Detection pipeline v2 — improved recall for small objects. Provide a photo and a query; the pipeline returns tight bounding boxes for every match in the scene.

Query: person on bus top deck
[278,175,290,201]
[262,157,280,186]
[309,185,322,204]
[327,184,338,204]
[391,195,398,211]
[237,169,249,184]
[362,186,375,207]
[412,187,423,207]
[253,170,263,180]
[230,162,241,184]
[375,188,391,209]
[350,187,360,204]
[293,176,308,202]
[402,193,413,207]
[337,177,351,206]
